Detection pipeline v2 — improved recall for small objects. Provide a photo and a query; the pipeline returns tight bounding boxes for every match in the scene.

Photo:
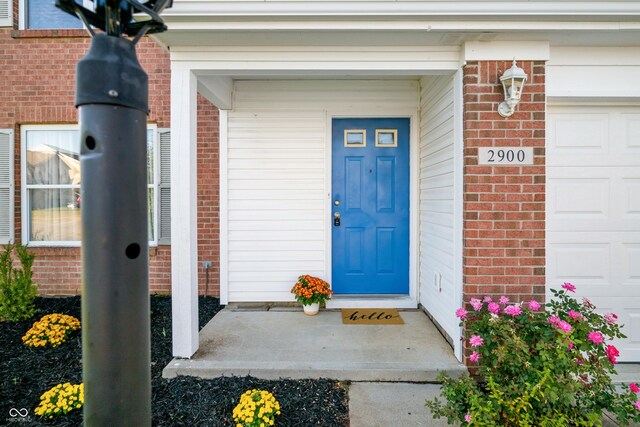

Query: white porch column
[170,63,199,358]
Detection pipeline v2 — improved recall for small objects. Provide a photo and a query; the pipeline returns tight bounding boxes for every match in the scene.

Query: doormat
[341,308,404,325]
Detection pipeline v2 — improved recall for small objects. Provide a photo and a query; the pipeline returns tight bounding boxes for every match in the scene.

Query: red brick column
[462,60,546,307]
[195,94,220,297]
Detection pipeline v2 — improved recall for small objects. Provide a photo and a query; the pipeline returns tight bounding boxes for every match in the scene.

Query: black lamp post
[54,1,171,425]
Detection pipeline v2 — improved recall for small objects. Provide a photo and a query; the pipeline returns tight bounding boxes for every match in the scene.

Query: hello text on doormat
[341,309,404,325]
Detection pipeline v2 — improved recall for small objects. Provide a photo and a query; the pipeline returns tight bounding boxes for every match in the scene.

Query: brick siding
[195,94,220,297]
[462,60,546,305]
[0,22,220,296]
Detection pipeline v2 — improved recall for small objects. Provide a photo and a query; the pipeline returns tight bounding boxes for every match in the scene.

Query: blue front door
[332,118,410,294]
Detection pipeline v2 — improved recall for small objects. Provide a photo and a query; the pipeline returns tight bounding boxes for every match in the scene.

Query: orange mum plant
[291,275,333,306]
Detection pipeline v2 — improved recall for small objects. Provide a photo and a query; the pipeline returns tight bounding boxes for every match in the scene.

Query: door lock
[333,212,341,227]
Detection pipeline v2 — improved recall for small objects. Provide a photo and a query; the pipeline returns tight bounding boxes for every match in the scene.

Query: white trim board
[219,110,229,305]
[452,68,465,362]
[464,41,550,61]
[163,2,640,20]
[169,47,461,74]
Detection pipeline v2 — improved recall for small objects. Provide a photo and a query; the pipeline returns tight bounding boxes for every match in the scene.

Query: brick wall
[0,23,220,296]
[195,94,220,296]
[462,60,546,307]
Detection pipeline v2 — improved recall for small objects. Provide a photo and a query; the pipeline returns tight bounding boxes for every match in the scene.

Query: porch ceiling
[195,73,444,111]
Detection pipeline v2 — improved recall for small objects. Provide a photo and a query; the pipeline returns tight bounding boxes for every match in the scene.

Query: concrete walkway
[163,308,466,381]
[347,382,640,427]
[350,382,451,427]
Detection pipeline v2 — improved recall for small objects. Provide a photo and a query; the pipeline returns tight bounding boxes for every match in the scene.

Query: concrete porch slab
[163,308,466,381]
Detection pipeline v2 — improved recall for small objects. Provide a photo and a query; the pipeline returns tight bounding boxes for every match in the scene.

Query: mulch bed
[0,296,349,426]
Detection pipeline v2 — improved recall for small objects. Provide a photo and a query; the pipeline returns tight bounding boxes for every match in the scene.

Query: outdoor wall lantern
[498,59,528,117]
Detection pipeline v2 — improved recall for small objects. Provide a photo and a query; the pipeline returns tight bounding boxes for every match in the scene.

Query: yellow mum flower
[232,389,281,427]
[34,383,84,418]
[22,314,81,348]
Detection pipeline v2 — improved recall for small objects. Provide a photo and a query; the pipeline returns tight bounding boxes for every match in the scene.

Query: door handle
[333,212,341,226]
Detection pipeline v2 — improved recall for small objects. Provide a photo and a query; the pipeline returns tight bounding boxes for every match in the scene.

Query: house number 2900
[488,149,524,162]
[478,147,534,165]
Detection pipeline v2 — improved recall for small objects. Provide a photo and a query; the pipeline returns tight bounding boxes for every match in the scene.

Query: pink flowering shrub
[426,284,640,426]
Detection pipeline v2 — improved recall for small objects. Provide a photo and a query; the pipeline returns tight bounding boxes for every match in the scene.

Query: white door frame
[325,109,419,309]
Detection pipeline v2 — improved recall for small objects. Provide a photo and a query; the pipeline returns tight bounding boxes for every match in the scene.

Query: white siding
[233,80,420,111]
[548,47,640,99]
[418,75,459,346]
[227,79,419,302]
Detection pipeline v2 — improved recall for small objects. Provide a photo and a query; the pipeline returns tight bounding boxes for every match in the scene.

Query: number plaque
[478,147,534,165]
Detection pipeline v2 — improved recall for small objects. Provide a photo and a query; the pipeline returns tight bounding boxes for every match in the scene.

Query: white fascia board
[165,2,640,19]
[160,20,640,33]
[168,48,462,73]
[171,45,460,53]
[171,62,461,74]
[464,41,550,61]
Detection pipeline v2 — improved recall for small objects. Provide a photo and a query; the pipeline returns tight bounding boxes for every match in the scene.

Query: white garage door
[548,105,640,361]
